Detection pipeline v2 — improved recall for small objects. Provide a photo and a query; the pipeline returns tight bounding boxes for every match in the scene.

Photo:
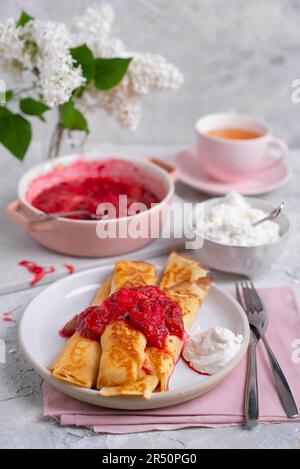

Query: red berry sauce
[75,285,184,349]
[19,260,55,287]
[30,165,159,220]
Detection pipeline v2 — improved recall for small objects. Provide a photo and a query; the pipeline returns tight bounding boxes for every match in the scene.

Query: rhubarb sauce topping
[63,286,184,349]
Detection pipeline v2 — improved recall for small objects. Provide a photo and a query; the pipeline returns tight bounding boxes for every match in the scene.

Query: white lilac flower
[128,53,184,95]
[99,87,142,130]
[74,34,126,59]
[0,4,183,130]
[78,78,142,130]
[76,51,183,129]
[72,3,114,39]
[74,4,183,129]
[71,4,125,58]
[0,19,32,79]
[23,20,85,107]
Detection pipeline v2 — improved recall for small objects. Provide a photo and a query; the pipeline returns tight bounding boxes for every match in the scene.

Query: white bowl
[189,197,291,277]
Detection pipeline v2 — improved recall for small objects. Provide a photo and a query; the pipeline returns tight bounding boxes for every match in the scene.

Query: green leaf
[5,90,14,102]
[94,58,132,90]
[60,101,89,133]
[0,107,12,119]
[20,98,50,121]
[0,110,32,160]
[70,44,95,85]
[73,86,85,98]
[16,10,34,28]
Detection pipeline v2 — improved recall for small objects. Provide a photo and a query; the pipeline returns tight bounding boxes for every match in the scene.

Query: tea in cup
[195,113,288,182]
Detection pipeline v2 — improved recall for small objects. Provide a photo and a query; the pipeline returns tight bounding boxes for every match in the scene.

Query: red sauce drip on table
[2,307,21,324]
[63,264,75,275]
[19,260,55,286]
[30,173,159,220]
[3,317,17,323]
[75,285,184,349]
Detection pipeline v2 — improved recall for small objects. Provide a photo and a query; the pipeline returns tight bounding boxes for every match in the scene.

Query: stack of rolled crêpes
[49,252,212,399]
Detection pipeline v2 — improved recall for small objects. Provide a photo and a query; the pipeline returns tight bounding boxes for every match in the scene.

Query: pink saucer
[173,150,291,196]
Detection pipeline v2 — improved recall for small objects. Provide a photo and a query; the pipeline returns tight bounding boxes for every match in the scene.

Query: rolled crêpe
[97,261,158,395]
[100,252,212,398]
[110,260,157,293]
[160,252,212,331]
[145,252,212,392]
[48,276,112,388]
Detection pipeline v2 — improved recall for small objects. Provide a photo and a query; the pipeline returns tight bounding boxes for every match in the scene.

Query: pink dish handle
[147,157,179,182]
[6,200,54,232]
[6,200,30,230]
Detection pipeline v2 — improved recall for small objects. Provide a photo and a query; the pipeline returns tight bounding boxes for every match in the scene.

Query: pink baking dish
[6,153,178,257]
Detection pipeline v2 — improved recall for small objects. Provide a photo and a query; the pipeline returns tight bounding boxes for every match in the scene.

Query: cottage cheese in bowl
[204,192,280,247]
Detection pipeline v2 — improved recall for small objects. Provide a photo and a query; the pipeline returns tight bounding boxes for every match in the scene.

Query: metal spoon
[252,202,284,227]
[29,210,102,227]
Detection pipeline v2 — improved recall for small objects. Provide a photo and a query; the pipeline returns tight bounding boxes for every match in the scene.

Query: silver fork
[236,281,298,427]
[236,282,261,427]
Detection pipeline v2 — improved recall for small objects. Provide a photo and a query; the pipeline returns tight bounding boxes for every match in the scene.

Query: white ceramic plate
[19,262,250,410]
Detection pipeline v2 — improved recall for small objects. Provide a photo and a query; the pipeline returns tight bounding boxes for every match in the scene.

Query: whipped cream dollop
[183,326,243,375]
[204,192,280,247]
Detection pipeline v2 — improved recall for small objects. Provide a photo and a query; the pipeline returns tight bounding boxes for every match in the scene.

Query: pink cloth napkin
[43,287,300,434]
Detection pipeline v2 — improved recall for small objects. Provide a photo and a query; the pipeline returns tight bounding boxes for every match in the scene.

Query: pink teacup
[195,113,288,182]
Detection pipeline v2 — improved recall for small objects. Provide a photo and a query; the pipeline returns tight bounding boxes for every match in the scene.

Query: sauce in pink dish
[27,159,160,220]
